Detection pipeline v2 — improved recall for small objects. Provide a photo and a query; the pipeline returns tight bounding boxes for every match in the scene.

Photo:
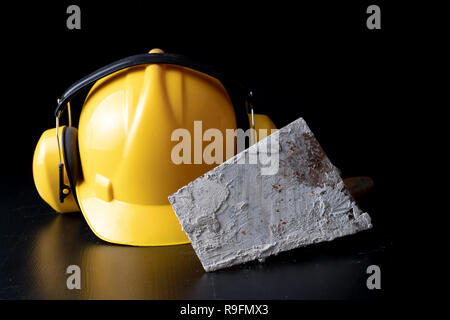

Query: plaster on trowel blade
[168,117,372,272]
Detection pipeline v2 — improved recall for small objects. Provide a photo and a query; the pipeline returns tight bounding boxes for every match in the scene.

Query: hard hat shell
[75,62,237,246]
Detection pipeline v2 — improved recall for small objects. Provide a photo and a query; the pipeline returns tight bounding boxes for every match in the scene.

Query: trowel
[169,117,373,272]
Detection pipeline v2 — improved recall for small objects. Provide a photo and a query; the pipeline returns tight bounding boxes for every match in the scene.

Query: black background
[0,0,446,304]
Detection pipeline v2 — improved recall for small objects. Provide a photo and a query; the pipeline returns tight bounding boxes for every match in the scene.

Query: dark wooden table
[0,174,394,300]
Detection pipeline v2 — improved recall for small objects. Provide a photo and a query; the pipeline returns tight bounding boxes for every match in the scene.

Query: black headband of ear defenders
[54,52,253,131]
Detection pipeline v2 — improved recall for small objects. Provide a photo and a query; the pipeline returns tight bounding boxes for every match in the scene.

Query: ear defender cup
[62,126,81,208]
[32,126,80,213]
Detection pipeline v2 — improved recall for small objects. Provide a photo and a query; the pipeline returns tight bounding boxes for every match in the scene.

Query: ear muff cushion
[62,126,81,207]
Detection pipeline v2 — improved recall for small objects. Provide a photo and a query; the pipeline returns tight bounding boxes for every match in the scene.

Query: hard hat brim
[76,181,190,246]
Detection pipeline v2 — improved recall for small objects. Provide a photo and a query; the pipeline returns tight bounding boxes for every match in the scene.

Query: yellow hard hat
[33,49,276,246]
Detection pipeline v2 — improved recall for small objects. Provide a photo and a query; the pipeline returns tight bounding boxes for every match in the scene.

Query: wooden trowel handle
[343,176,374,198]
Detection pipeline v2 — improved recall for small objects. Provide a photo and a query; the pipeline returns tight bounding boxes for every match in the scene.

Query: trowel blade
[169,117,372,272]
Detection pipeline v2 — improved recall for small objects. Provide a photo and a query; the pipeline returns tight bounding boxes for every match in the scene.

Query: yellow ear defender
[33,49,276,246]
[33,113,80,213]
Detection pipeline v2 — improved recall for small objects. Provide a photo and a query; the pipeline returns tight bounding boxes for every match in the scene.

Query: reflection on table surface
[1,207,385,300]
